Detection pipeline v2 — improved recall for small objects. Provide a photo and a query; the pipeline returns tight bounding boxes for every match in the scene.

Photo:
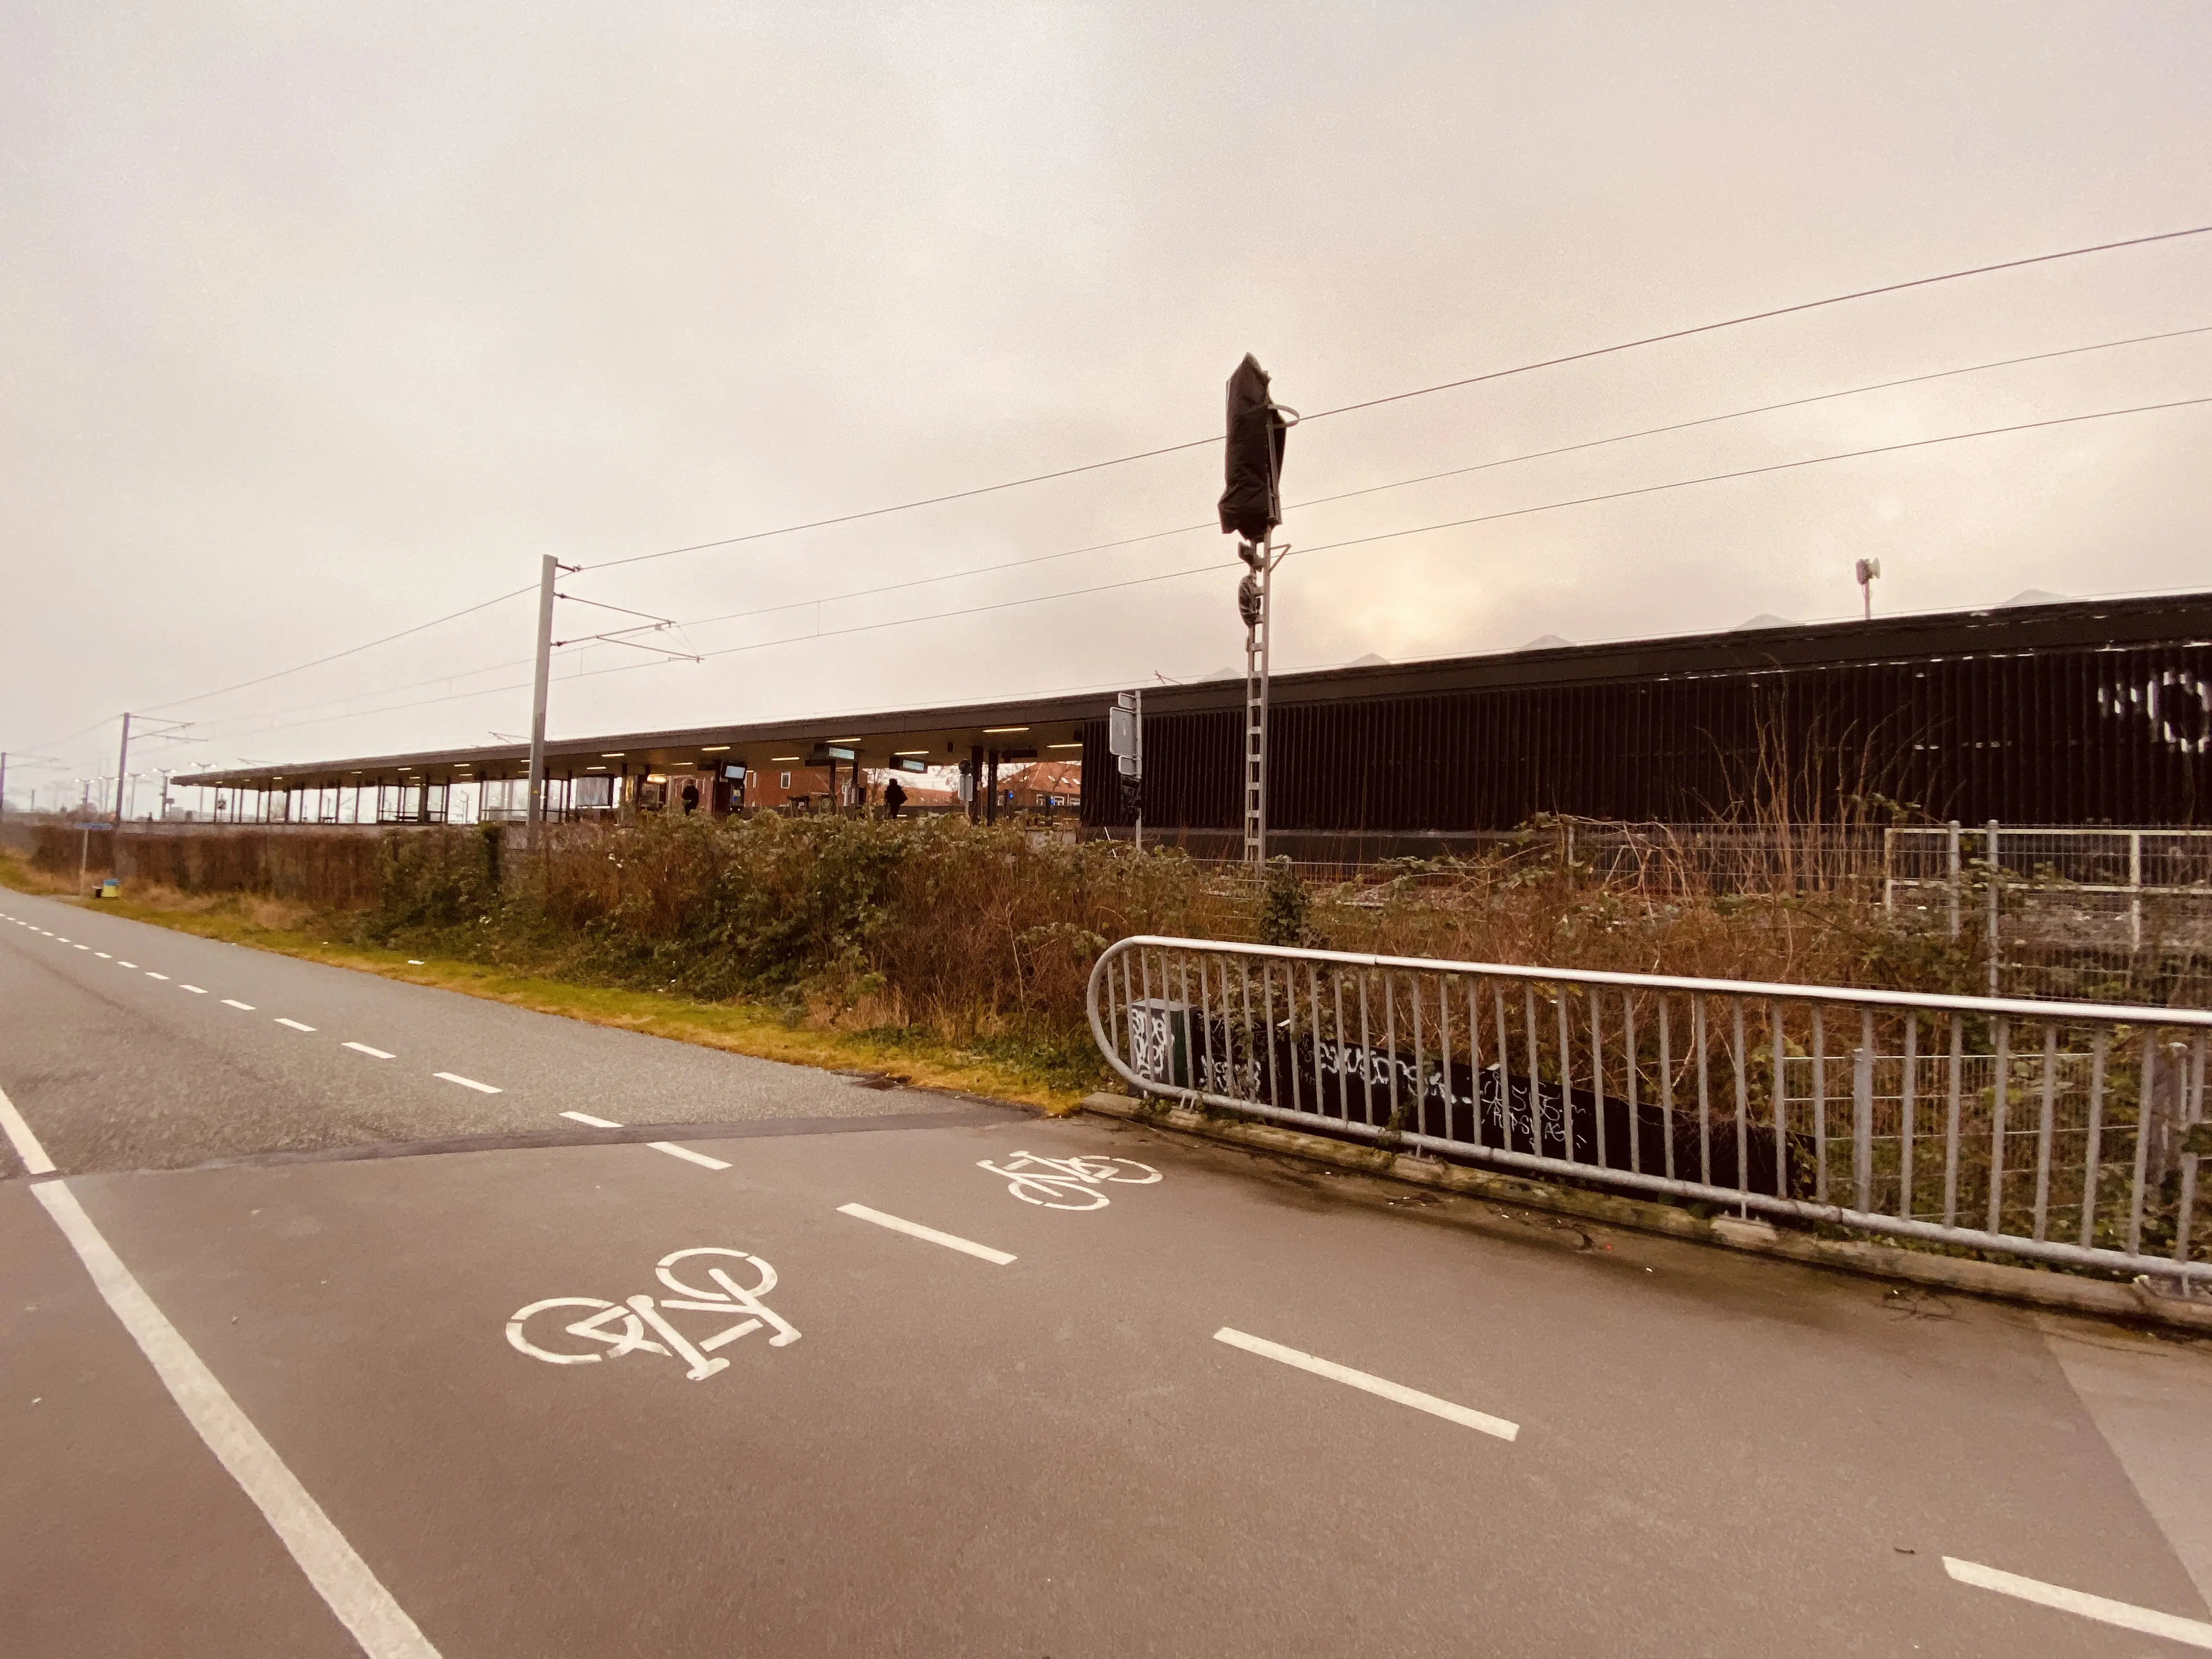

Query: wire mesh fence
[1090,936,2212,1290]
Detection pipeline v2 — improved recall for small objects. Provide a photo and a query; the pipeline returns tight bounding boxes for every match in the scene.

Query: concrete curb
[1079,1092,2212,1338]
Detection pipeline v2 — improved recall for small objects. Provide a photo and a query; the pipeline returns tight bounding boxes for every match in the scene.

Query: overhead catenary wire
[184,390,2212,752]
[136,583,540,715]
[572,221,2212,577]
[653,321,2212,641]
[83,222,2212,756]
[155,314,2203,753]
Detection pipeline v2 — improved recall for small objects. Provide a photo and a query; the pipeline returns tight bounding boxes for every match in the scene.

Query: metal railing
[1087,936,2212,1290]
[1887,823,2212,950]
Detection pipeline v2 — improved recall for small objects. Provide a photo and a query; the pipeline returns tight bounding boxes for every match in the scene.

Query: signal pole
[527,555,557,839]
[112,713,132,827]
[1217,353,1294,866]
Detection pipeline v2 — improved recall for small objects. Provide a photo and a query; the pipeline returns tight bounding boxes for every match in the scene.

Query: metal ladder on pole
[1241,536,1272,864]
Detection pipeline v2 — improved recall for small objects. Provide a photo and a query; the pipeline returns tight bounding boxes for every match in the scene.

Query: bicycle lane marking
[506,1247,804,1381]
[975,1149,1163,1211]
[0,1081,441,1658]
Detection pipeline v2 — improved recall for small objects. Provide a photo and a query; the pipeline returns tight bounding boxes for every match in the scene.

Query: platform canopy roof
[174,590,2210,793]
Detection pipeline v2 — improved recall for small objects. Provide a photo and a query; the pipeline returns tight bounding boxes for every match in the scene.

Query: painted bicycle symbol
[505,1246,800,1382]
[977,1149,1162,1211]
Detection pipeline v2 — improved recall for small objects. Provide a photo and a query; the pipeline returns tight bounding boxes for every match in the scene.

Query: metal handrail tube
[1086,935,2212,1287]
[1094,935,2212,1029]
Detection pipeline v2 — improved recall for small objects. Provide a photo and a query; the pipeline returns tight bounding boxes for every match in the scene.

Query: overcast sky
[4,2,2209,804]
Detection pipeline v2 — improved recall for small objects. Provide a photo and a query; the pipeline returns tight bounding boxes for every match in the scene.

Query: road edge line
[30,1180,442,1658]
[1943,1556,2212,1647]
[0,1080,57,1175]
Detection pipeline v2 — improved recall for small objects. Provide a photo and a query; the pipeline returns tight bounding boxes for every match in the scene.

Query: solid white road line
[837,1203,1017,1265]
[560,1111,623,1127]
[223,998,255,1010]
[31,1181,443,1658]
[1213,1328,1520,1442]
[275,1018,317,1032]
[0,1081,57,1176]
[180,984,207,994]
[1943,1557,2212,1647]
[343,1042,396,1060]
[648,1142,731,1170]
[433,1071,500,1094]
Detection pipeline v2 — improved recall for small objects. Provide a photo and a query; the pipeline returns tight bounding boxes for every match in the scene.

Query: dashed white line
[560,1111,623,1128]
[648,1142,731,1170]
[73,944,89,951]
[275,1018,316,1032]
[95,952,111,959]
[837,1203,1017,1265]
[117,961,137,969]
[179,985,207,994]
[1944,1557,2212,1647]
[433,1071,500,1094]
[145,972,170,981]
[342,1042,395,1060]
[1212,1328,1520,1442]
[222,999,255,1011]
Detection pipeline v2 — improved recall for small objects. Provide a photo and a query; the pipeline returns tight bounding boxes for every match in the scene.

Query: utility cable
[657,321,2211,640]
[137,583,538,714]
[573,221,2212,577]
[165,391,2212,754]
[1297,224,2212,424]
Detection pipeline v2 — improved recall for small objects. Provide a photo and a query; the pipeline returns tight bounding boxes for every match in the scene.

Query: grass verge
[0,854,1089,1112]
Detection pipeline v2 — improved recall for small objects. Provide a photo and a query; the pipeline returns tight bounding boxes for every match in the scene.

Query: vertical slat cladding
[1080,629,2207,833]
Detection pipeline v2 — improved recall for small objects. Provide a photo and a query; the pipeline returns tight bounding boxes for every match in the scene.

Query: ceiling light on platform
[771,755,801,762]
[1047,743,1081,750]
[700,746,730,753]
[585,765,607,771]
[601,752,626,758]
[984,726,1029,734]
[894,750,929,757]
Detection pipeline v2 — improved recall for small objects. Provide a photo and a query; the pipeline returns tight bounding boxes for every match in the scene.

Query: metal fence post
[1853,1043,1874,1214]
[1946,820,1961,941]
[1883,825,1895,915]
[1985,820,2001,997]
[2129,830,2143,953]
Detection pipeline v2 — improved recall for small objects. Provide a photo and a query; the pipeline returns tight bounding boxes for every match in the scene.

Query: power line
[97,222,2212,752]
[582,392,2212,669]
[650,320,2209,644]
[573,220,2212,577]
[1278,394,2212,565]
[577,435,1224,575]
[1298,223,2212,424]
[137,583,539,715]
[165,318,2212,749]
[190,388,2212,752]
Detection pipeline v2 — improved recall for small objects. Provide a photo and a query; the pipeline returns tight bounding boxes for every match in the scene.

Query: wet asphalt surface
[4,888,2211,1657]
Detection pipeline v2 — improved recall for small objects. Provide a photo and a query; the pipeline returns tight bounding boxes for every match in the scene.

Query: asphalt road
[4,887,2212,1657]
